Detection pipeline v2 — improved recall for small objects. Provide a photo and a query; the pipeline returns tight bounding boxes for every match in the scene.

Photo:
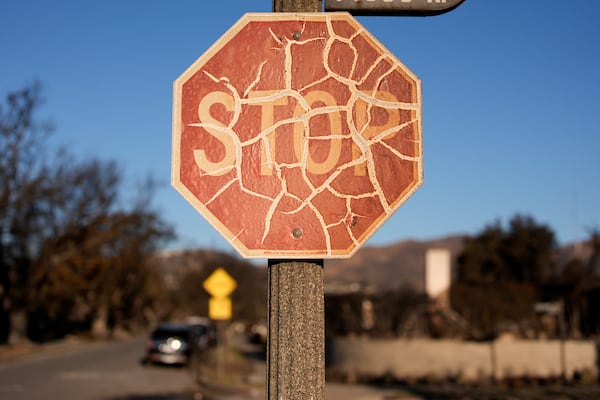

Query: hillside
[324,235,467,292]
[156,234,593,295]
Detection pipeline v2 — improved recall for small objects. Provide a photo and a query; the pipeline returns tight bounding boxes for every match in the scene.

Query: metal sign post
[203,268,237,380]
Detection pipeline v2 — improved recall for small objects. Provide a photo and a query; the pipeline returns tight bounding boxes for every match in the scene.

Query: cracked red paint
[172,13,422,258]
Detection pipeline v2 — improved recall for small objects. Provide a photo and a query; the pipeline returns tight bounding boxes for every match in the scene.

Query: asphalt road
[0,337,197,400]
[5,337,599,400]
[0,336,404,400]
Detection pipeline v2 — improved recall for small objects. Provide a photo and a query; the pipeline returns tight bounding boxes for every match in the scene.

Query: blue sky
[2,1,599,255]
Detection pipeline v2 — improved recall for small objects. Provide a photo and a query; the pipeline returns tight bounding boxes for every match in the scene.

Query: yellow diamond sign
[203,268,237,298]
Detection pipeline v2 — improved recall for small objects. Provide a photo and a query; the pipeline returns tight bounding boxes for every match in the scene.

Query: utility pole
[268,1,324,398]
[267,259,324,400]
[273,0,322,13]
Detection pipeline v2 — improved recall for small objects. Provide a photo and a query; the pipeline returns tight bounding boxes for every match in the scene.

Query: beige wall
[329,337,597,382]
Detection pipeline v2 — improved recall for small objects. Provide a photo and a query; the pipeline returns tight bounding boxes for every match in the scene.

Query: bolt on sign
[172,13,423,258]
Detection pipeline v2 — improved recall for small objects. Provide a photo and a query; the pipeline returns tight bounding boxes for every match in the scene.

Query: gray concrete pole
[267,260,324,400]
[272,0,322,12]
[268,2,325,399]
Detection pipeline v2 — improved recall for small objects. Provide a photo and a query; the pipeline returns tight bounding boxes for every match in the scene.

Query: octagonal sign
[172,13,422,259]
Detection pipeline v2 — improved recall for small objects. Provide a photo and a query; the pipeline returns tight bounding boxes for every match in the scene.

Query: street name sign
[325,0,466,15]
[172,13,423,258]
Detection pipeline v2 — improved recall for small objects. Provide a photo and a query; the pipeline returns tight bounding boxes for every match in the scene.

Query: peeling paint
[172,13,423,258]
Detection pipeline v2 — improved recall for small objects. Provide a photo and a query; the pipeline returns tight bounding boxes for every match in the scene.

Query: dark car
[144,323,194,365]
[187,317,217,351]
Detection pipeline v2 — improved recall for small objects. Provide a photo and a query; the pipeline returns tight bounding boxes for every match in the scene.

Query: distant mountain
[155,234,593,295]
[153,236,466,293]
[324,235,467,292]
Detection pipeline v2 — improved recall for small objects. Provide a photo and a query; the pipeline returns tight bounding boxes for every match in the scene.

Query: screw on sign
[172,13,423,258]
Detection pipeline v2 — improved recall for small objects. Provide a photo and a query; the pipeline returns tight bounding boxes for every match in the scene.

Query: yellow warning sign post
[203,268,237,378]
[203,268,236,320]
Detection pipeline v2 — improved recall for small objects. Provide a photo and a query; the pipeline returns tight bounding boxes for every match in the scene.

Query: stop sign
[172,13,422,258]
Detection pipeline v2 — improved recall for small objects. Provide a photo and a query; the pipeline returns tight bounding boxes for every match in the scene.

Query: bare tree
[1,82,174,343]
[0,81,52,342]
